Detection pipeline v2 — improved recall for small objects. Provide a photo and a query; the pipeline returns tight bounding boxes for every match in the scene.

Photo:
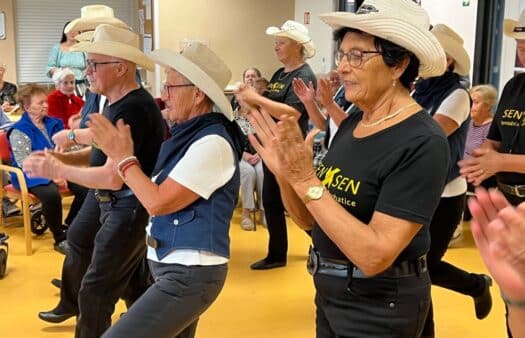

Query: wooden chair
[0,131,71,255]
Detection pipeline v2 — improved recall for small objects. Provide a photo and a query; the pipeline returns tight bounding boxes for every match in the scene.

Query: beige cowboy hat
[65,5,129,34]
[319,0,446,78]
[148,43,233,120]
[504,9,525,40]
[266,20,316,58]
[71,24,154,71]
[431,24,471,76]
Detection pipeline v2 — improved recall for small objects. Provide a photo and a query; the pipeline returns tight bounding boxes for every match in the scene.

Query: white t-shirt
[146,134,236,265]
[434,88,470,197]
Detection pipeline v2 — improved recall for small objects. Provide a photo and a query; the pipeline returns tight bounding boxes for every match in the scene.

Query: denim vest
[414,72,470,183]
[8,112,64,189]
[150,113,242,260]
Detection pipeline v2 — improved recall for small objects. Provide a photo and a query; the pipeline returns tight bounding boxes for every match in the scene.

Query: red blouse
[47,89,84,128]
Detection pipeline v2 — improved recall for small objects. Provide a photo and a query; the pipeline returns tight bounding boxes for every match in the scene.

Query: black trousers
[56,190,151,338]
[29,181,87,243]
[422,194,483,336]
[102,262,228,338]
[262,162,287,262]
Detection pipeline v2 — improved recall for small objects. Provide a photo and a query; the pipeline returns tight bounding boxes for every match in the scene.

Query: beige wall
[0,0,17,83]
[157,0,295,85]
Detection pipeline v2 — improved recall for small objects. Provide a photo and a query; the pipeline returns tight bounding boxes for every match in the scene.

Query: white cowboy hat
[319,0,446,78]
[148,43,233,120]
[431,24,471,76]
[71,24,154,71]
[504,9,525,40]
[65,5,129,34]
[266,20,316,58]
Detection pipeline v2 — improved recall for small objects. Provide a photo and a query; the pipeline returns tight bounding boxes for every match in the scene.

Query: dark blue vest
[414,72,470,183]
[8,112,64,189]
[150,113,243,260]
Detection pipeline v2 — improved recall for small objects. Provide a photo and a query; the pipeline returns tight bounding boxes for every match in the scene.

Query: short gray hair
[52,68,75,86]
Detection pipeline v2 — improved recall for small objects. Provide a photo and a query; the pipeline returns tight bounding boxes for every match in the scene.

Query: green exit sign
[463,0,470,6]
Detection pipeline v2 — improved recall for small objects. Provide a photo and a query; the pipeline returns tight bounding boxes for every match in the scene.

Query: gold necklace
[360,102,418,128]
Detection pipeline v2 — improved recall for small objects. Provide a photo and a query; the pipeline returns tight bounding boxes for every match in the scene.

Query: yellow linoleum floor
[0,201,507,338]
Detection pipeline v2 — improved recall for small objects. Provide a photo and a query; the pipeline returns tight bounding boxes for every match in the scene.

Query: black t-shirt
[313,110,449,262]
[89,87,165,184]
[487,73,525,185]
[265,63,316,134]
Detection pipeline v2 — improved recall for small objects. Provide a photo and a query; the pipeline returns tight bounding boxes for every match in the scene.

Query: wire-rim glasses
[162,83,195,98]
[334,50,382,68]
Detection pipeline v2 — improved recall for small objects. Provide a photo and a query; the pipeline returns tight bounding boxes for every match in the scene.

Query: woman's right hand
[316,78,335,109]
[292,78,315,105]
[235,83,259,107]
[87,114,134,163]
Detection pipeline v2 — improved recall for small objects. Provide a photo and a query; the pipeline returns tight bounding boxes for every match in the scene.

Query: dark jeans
[423,194,484,336]
[56,190,151,338]
[262,162,287,262]
[314,271,431,337]
[64,182,88,226]
[102,262,228,338]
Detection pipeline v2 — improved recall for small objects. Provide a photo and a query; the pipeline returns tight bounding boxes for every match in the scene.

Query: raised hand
[86,114,134,163]
[316,78,335,109]
[292,78,315,105]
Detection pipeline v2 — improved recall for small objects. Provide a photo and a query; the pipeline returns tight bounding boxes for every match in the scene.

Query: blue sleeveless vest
[8,112,64,189]
[150,113,243,260]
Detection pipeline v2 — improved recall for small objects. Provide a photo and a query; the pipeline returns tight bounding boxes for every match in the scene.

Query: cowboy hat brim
[65,17,129,34]
[432,32,471,76]
[148,49,233,121]
[71,40,154,71]
[504,19,525,40]
[266,27,316,58]
[319,12,446,78]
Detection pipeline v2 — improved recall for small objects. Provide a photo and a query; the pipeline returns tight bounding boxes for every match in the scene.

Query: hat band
[514,26,525,33]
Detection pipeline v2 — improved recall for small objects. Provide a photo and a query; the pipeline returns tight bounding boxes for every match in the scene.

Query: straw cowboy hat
[319,0,446,78]
[266,20,316,58]
[65,5,129,34]
[149,43,233,120]
[71,24,154,71]
[504,9,525,40]
[431,24,471,76]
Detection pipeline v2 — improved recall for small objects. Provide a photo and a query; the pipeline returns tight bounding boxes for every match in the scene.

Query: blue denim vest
[8,112,64,189]
[150,113,242,260]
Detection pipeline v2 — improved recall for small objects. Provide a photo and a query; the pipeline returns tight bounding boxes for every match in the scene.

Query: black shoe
[250,258,286,270]
[51,278,61,289]
[474,274,493,319]
[38,308,76,323]
[53,240,70,255]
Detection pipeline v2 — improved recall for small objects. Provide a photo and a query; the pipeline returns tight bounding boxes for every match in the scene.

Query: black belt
[307,246,426,279]
[498,182,525,198]
[94,189,135,203]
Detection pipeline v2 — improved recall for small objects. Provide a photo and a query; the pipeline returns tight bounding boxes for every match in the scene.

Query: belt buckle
[306,246,319,276]
[94,191,114,203]
[146,235,158,248]
[514,185,525,198]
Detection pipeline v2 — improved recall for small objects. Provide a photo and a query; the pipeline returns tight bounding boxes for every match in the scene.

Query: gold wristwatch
[302,185,325,204]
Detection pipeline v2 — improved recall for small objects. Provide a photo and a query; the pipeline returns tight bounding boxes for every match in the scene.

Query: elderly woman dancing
[88,42,243,338]
[243,1,450,336]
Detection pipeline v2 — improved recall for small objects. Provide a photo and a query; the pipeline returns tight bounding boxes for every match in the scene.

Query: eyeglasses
[162,83,194,98]
[334,50,382,68]
[86,60,122,72]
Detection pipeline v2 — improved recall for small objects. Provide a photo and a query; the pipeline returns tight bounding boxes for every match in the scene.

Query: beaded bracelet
[501,291,525,308]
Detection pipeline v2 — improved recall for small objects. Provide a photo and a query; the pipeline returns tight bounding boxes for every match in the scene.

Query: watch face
[308,185,324,199]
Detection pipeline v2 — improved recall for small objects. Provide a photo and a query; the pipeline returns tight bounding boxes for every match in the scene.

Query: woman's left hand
[245,108,318,186]
[86,114,134,163]
[235,84,259,106]
[458,147,501,186]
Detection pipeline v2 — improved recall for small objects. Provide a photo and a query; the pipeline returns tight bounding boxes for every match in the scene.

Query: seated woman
[8,85,87,254]
[233,67,265,230]
[48,68,84,129]
[0,64,18,113]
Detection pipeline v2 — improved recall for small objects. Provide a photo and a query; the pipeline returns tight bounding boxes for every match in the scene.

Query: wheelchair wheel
[30,209,48,235]
[0,249,6,278]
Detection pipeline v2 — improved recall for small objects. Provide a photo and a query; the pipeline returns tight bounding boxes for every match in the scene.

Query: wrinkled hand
[458,147,500,186]
[292,78,315,105]
[86,114,133,163]
[245,107,318,186]
[469,188,525,301]
[248,153,260,165]
[316,78,334,108]
[53,178,67,188]
[22,150,63,180]
[235,83,259,107]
